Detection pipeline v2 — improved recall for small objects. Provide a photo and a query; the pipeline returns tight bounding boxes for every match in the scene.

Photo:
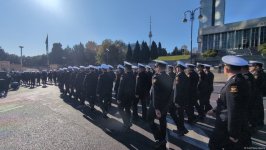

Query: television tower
[149,16,152,47]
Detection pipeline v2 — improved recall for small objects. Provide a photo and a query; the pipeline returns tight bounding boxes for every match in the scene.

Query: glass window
[236,30,243,49]
[243,29,250,48]
[208,34,214,50]
[214,33,220,50]
[202,35,208,51]
[221,32,227,49]
[227,31,235,49]
[260,26,266,44]
[251,28,259,47]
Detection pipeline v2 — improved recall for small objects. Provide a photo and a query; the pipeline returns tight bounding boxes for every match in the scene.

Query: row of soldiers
[9,71,58,87]
[56,61,217,149]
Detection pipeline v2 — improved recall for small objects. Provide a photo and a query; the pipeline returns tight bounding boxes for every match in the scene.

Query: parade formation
[0,55,265,149]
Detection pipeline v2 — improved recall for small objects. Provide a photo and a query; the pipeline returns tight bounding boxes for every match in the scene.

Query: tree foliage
[150,41,158,60]
[126,44,133,62]
[202,49,218,58]
[0,39,176,69]
[133,41,141,63]
[258,43,266,55]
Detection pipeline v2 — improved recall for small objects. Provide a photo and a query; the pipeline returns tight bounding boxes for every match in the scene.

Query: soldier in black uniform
[41,70,48,86]
[107,65,115,108]
[134,63,149,120]
[208,55,251,150]
[75,66,86,105]
[117,62,135,129]
[83,66,98,111]
[114,65,124,99]
[147,60,173,150]
[36,71,41,86]
[168,65,176,81]
[170,61,189,136]
[197,63,209,119]
[146,65,153,106]
[204,64,214,113]
[186,64,201,123]
[249,61,266,128]
[242,64,257,133]
[97,64,113,118]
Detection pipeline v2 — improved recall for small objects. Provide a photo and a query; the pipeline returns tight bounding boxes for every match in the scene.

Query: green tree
[150,41,158,60]
[158,42,163,56]
[50,43,64,65]
[133,41,140,63]
[171,47,180,55]
[202,49,218,58]
[96,39,126,65]
[84,41,97,65]
[126,44,133,62]
[142,41,150,63]
[258,43,266,55]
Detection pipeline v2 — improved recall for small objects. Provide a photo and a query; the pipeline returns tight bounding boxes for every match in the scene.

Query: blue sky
[0,0,265,56]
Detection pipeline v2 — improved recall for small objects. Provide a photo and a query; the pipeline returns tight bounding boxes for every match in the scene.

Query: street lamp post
[19,46,24,71]
[183,7,202,64]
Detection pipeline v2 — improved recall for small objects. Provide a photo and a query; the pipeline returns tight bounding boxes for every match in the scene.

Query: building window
[251,27,259,47]
[243,29,250,48]
[202,35,208,51]
[227,31,235,49]
[260,26,266,44]
[221,32,227,49]
[236,30,243,49]
[208,34,214,50]
[214,33,220,50]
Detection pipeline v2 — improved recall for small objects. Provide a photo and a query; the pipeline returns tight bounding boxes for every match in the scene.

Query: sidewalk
[213,72,226,83]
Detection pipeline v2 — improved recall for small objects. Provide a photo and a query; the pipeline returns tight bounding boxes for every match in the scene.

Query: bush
[202,49,218,58]
[258,43,266,55]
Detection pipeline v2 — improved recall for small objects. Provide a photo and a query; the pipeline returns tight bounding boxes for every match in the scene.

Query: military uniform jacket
[206,71,214,94]
[97,72,112,96]
[174,72,189,106]
[114,72,122,92]
[253,70,266,97]
[117,71,135,102]
[135,71,149,97]
[168,71,176,83]
[151,71,172,112]
[188,70,199,99]
[75,72,86,89]
[215,74,249,139]
[147,71,153,91]
[243,72,255,106]
[83,71,98,96]
[198,70,209,95]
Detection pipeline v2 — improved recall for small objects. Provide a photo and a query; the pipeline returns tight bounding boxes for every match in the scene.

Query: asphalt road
[0,83,265,150]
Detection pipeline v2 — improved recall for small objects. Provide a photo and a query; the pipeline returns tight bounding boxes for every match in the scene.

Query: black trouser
[257,96,264,126]
[169,104,186,130]
[209,123,251,150]
[186,96,197,121]
[147,105,167,141]
[199,93,212,114]
[118,101,132,127]
[99,94,112,114]
[88,94,96,108]
[133,94,147,119]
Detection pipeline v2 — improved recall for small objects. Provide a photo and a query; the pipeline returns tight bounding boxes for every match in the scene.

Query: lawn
[155,55,190,61]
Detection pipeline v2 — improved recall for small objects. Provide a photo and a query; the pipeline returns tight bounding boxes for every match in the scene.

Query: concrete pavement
[0,84,265,150]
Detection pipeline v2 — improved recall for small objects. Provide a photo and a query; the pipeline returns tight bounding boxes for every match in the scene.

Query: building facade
[198,0,266,53]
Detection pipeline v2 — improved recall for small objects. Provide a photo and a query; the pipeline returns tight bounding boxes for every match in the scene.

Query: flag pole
[46,34,50,69]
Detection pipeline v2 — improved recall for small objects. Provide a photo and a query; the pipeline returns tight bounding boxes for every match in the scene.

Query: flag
[45,34,48,49]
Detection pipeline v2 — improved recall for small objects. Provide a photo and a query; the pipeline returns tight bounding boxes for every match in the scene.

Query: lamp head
[183,18,188,23]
